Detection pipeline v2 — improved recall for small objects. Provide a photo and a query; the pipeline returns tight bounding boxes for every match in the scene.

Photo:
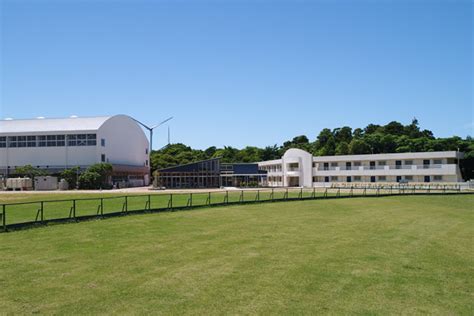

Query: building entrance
[287,176,300,187]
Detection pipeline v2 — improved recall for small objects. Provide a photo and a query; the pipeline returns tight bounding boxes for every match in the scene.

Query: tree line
[151,119,474,180]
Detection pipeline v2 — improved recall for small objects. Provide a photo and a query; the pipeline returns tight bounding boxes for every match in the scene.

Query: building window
[27,136,36,147]
[331,176,338,182]
[67,134,97,146]
[67,134,77,146]
[101,154,106,162]
[57,135,65,146]
[101,138,105,147]
[38,135,47,147]
[47,135,57,147]
[312,162,316,168]
[87,134,97,146]
[146,160,149,166]
[405,160,413,165]
[354,161,361,167]
[434,175,442,181]
[77,134,87,146]
[330,162,338,167]
[405,176,413,181]
[378,161,386,166]
[354,176,361,182]
[312,176,317,182]
[433,159,442,165]
[146,148,148,155]
[7,136,17,147]
[378,176,386,181]
[0,136,6,148]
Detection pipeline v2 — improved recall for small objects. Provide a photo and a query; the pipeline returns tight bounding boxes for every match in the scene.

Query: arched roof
[0,116,115,133]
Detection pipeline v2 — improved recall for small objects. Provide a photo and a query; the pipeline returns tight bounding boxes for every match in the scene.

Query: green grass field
[1,195,473,314]
[0,187,455,226]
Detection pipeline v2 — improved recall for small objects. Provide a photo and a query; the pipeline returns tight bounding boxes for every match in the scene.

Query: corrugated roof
[0,116,113,134]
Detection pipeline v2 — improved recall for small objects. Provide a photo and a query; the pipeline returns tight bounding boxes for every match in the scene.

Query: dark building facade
[155,158,267,189]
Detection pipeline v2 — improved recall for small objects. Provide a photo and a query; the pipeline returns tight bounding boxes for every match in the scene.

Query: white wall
[97,115,149,167]
[282,148,313,187]
[0,135,98,168]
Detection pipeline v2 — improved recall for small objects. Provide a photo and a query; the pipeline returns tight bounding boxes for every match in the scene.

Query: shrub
[60,167,80,189]
[78,171,102,189]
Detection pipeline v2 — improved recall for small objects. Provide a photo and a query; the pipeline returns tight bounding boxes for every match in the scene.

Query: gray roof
[0,116,113,134]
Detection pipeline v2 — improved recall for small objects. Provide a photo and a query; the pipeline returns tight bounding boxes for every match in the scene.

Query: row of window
[0,134,104,148]
[314,175,443,182]
[315,159,444,168]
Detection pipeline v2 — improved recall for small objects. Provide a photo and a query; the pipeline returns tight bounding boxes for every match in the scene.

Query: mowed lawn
[1,189,341,225]
[0,195,473,314]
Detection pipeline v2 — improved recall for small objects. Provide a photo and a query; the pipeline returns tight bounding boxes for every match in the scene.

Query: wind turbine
[133,116,173,152]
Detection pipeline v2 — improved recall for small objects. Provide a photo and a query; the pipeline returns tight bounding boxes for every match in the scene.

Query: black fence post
[299,188,303,200]
[2,204,6,231]
[125,196,128,213]
[256,190,260,202]
[72,200,76,219]
[312,187,315,199]
[226,191,229,204]
[101,198,104,216]
[41,201,44,222]
[271,188,274,201]
[148,194,151,210]
[208,192,211,205]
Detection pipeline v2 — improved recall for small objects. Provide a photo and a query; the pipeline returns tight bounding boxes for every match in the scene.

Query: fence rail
[1,184,471,232]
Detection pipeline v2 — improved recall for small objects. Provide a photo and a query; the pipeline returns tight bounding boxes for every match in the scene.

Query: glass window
[330,162,338,167]
[378,161,386,166]
[8,136,17,147]
[405,160,413,165]
[354,161,361,167]
[101,138,105,147]
[77,134,87,146]
[433,159,442,165]
[378,176,386,181]
[434,175,442,181]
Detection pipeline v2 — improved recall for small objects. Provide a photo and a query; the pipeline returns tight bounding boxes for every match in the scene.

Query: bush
[78,171,102,189]
[60,167,80,189]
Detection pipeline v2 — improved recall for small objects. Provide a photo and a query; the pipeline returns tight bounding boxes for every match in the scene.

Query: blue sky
[0,0,472,149]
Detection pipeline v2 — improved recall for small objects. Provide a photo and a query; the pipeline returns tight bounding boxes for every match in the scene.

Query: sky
[0,0,472,150]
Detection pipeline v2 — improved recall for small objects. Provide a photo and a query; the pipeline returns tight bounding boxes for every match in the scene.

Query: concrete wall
[97,115,149,167]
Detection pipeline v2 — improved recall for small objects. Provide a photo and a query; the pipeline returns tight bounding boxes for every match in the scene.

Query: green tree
[335,141,350,155]
[349,139,371,155]
[13,165,47,179]
[60,167,81,189]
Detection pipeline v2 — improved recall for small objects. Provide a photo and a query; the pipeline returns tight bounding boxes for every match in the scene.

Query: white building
[259,148,464,187]
[0,115,150,186]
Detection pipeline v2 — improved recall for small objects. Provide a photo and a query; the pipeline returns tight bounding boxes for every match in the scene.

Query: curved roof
[0,116,113,134]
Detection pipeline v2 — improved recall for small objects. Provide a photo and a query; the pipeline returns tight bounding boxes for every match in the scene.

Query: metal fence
[1,184,471,232]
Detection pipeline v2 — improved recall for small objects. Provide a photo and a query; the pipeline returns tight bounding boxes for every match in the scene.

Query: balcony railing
[316,164,448,171]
